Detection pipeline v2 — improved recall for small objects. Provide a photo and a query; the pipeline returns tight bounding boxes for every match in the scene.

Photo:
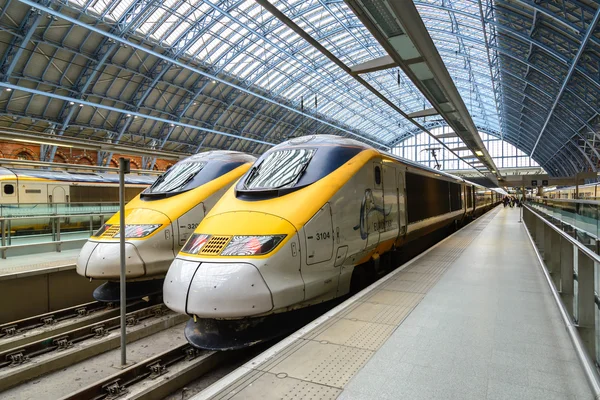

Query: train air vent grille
[102,226,120,238]
[200,235,231,255]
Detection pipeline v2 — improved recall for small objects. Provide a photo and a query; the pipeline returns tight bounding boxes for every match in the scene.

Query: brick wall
[0,141,174,171]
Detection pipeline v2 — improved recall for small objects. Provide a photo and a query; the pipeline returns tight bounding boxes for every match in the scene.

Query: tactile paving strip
[205,208,500,399]
[268,341,373,387]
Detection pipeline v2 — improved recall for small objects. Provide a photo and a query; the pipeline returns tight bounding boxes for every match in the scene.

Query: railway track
[0,299,159,353]
[59,344,224,400]
[0,303,187,392]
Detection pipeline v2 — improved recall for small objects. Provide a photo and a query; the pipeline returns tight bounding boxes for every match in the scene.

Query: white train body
[164,136,501,328]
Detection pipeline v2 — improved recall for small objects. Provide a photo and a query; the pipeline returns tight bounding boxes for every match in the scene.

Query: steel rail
[522,204,600,398]
[0,301,108,338]
[0,303,167,369]
[59,345,220,400]
[0,298,157,353]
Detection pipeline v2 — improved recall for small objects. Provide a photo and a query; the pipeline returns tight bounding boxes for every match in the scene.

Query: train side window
[374,166,381,185]
[2,183,15,196]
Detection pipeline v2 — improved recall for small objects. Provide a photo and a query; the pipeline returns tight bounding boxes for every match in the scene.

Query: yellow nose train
[76,150,256,301]
[163,135,502,350]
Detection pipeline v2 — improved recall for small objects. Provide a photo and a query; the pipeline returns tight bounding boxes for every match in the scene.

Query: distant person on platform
[510,196,516,208]
[503,196,509,208]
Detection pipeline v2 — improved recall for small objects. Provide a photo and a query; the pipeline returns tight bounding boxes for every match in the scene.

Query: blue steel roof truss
[0,0,597,176]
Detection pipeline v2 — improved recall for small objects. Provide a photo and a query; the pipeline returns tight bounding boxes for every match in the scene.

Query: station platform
[0,248,79,279]
[197,206,593,400]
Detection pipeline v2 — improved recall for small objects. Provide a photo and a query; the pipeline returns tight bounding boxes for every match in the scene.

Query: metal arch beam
[253,0,490,175]
[0,111,250,156]
[203,5,406,130]
[41,0,164,162]
[425,25,600,109]
[0,2,48,79]
[99,1,239,165]
[19,0,388,150]
[498,83,600,156]
[198,0,398,125]
[547,114,600,162]
[500,114,592,169]
[488,13,600,92]
[344,0,500,177]
[286,2,422,116]
[530,7,600,157]
[0,82,276,147]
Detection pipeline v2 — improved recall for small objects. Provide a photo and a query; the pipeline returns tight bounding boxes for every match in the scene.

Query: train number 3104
[315,232,331,241]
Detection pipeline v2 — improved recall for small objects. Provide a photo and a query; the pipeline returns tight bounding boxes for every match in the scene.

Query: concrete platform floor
[0,248,79,278]
[197,207,594,400]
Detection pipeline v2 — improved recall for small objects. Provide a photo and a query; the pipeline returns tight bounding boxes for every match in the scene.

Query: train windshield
[237,145,363,198]
[244,148,315,190]
[142,160,244,199]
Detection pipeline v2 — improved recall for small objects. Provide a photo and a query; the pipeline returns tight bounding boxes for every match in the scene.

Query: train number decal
[315,232,331,241]
[187,223,199,230]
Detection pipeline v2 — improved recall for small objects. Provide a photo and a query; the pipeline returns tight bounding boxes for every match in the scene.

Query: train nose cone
[164,259,273,318]
[79,242,146,279]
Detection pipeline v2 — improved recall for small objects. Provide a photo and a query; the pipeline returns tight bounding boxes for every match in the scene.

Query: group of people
[503,196,520,208]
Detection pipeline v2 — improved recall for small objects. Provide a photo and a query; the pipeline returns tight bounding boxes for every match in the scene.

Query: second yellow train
[76,150,256,301]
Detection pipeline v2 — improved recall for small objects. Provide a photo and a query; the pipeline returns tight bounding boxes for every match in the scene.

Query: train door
[303,203,336,300]
[48,185,67,204]
[380,163,398,243]
[366,162,383,249]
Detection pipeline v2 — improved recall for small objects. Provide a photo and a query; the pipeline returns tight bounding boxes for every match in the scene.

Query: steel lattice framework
[0,0,597,176]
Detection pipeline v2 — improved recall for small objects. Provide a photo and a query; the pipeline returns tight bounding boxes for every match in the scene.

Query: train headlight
[181,233,211,254]
[114,224,162,238]
[221,235,286,256]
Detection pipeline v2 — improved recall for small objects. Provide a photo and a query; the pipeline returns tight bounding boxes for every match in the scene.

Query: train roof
[272,134,498,191]
[0,166,156,185]
[180,150,256,164]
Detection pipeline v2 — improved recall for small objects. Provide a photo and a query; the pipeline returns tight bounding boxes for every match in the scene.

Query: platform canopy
[0,0,598,176]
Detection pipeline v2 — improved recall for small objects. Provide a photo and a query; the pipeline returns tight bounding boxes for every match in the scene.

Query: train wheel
[349,262,376,294]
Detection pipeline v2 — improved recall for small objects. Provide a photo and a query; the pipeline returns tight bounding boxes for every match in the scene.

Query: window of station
[391,127,541,171]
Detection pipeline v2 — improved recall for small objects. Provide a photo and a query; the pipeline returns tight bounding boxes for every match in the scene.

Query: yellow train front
[77,151,256,302]
[164,135,500,350]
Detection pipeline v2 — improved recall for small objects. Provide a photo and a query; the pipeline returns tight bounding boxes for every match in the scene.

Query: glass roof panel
[73,0,506,149]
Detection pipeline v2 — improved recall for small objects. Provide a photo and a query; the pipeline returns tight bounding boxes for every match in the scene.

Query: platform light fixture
[475,150,483,156]
[5,88,11,92]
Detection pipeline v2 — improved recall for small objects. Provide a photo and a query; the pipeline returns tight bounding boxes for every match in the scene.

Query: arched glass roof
[0,0,597,176]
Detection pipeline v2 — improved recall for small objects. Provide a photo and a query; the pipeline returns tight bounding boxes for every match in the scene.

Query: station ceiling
[0,0,598,176]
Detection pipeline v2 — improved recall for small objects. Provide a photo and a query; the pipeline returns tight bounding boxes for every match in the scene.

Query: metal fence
[522,204,600,395]
[0,206,117,259]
